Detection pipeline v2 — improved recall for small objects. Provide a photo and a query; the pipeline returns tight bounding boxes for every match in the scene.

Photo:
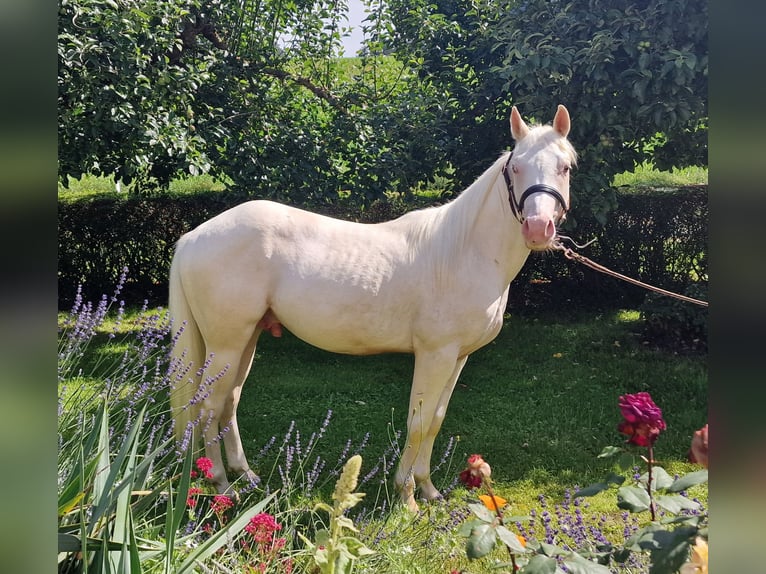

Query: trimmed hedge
[58,186,707,313]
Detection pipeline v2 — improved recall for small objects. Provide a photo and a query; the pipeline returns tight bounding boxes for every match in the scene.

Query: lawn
[58,296,707,573]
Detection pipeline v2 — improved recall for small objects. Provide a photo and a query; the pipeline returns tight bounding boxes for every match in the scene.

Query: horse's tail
[168,239,205,448]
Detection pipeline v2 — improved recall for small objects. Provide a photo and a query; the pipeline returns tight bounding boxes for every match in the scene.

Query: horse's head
[507,105,576,251]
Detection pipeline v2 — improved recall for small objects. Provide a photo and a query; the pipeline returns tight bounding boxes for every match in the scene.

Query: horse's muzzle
[522,216,557,250]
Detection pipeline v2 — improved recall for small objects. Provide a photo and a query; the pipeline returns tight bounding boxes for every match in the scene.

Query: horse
[168,105,577,511]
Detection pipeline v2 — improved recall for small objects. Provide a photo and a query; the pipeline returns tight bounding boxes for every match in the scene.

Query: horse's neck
[441,158,530,284]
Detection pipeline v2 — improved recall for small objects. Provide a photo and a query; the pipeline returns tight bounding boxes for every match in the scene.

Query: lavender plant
[57,272,281,573]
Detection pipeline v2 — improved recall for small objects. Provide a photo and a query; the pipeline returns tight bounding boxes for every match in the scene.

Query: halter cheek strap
[501,153,569,223]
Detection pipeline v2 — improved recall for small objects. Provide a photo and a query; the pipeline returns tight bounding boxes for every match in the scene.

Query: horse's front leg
[396,349,467,511]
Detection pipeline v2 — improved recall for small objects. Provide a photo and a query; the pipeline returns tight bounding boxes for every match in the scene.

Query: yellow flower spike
[478,494,507,511]
[333,454,362,501]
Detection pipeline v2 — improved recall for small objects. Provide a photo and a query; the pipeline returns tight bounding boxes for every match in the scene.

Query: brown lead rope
[551,240,709,308]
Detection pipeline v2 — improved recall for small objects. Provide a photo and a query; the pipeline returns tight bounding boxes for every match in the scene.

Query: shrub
[639,284,708,354]
[57,186,707,312]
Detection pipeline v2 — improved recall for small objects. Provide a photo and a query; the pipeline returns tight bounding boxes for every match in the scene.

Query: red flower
[245,512,282,545]
[195,457,215,479]
[211,494,234,515]
[617,392,666,447]
[459,454,491,489]
[186,486,203,508]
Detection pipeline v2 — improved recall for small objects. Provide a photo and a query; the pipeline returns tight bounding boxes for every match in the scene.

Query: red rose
[459,454,491,489]
[617,392,666,446]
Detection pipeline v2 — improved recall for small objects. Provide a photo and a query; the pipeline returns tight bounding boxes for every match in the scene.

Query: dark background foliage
[58,187,707,323]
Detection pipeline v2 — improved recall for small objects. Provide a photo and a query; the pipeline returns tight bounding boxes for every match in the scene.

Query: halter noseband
[501,152,569,223]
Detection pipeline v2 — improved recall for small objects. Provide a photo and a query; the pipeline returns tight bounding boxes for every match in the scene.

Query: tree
[380,0,708,224]
[59,0,446,204]
[58,0,221,192]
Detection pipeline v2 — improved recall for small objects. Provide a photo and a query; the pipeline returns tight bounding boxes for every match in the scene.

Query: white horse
[169,105,577,511]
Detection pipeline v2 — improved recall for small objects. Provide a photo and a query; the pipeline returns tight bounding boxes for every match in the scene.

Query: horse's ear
[553,105,570,137]
[510,106,530,140]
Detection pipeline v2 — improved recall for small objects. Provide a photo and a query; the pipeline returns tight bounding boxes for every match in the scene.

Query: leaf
[520,554,557,573]
[58,490,86,517]
[606,472,626,486]
[340,536,376,558]
[654,494,701,514]
[335,515,359,533]
[468,501,497,522]
[647,526,698,574]
[616,486,651,513]
[639,466,673,491]
[539,542,567,556]
[617,452,636,471]
[496,525,527,553]
[596,445,623,458]
[667,469,708,492]
[466,522,497,560]
[458,519,483,537]
[562,553,614,574]
[574,482,609,497]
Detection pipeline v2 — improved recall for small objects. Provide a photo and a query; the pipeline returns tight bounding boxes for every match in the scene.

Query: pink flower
[186,486,203,508]
[195,457,215,479]
[617,392,666,447]
[689,424,708,468]
[459,454,491,489]
[211,494,234,515]
[245,512,282,545]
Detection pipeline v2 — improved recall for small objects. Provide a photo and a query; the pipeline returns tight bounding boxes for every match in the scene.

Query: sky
[341,0,366,56]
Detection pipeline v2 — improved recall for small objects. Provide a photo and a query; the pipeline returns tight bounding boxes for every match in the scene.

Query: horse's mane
[391,152,509,280]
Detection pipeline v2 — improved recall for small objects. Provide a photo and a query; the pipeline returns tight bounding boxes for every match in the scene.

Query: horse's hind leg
[220,329,261,485]
[198,330,258,495]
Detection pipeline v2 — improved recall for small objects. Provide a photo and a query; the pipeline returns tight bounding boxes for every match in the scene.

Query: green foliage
[57,0,447,204]
[380,0,708,224]
[58,0,220,192]
[575,445,708,573]
[59,0,707,218]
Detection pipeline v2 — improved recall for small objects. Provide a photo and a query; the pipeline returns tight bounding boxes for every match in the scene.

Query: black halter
[501,152,569,224]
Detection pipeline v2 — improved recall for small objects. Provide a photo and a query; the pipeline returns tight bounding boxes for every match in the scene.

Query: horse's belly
[268,292,415,355]
[279,312,414,355]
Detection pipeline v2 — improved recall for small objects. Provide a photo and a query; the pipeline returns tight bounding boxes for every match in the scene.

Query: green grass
[58,161,708,201]
[58,301,707,572]
[612,162,708,190]
[57,173,228,200]
[62,305,707,504]
[238,308,706,491]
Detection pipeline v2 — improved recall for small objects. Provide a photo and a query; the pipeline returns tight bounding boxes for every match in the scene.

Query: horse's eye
[512,165,519,174]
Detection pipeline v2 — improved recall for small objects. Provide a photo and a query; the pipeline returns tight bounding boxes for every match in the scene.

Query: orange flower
[478,494,507,511]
